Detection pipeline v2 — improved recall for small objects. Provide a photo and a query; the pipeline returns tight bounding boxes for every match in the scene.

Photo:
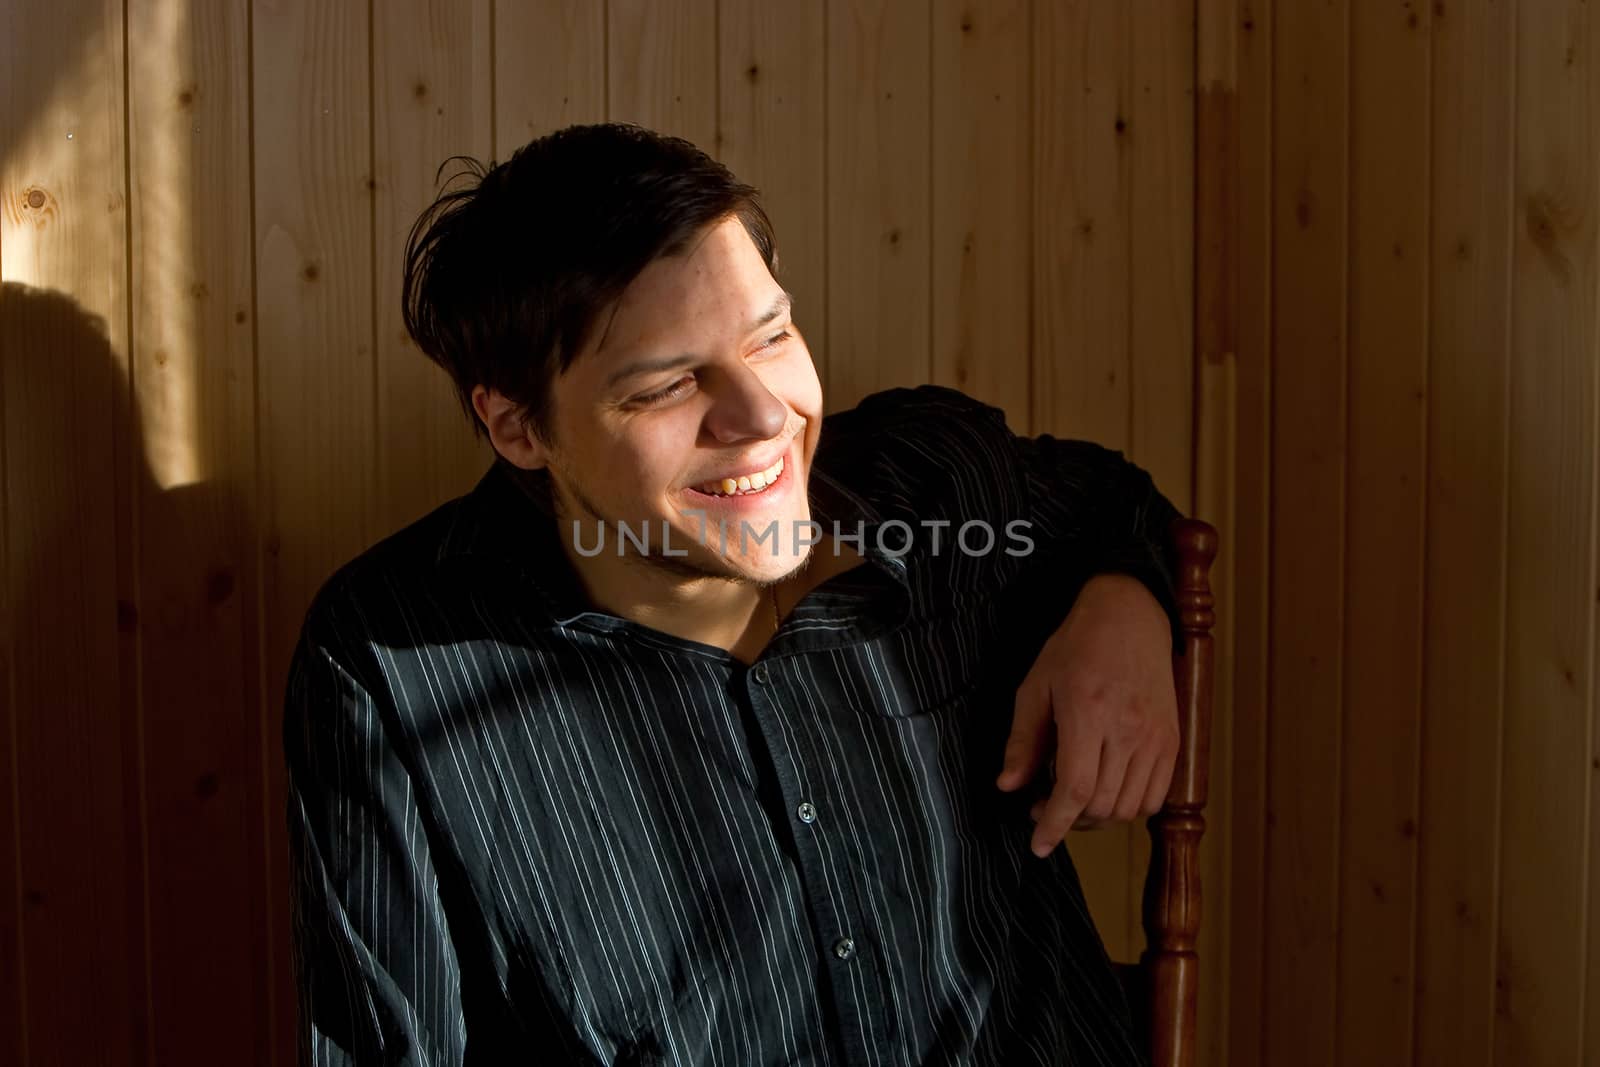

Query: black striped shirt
[284,384,1181,1066]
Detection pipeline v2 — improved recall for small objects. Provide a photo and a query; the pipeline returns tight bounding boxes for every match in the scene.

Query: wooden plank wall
[1210,0,1600,1065]
[0,1,1208,1063]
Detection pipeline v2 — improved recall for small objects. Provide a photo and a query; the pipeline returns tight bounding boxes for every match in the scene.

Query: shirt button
[796,802,817,824]
[832,937,855,961]
[752,663,769,684]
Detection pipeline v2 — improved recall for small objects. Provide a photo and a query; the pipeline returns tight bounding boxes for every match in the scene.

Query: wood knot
[194,772,220,799]
[1525,191,1574,283]
[177,84,197,107]
[413,81,428,100]
[205,566,235,605]
[1400,817,1417,838]
[302,261,320,282]
[234,309,248,324]
[745,63,760,83]
[886,227,901,247]
[190,281,209,300]
[1295,188,1314,229]
[1114,116,1127,134]
[116,599,139,633]
[960,13,973,33]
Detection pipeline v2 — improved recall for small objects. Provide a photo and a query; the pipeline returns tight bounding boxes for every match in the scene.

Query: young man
[285,122,1183,1066]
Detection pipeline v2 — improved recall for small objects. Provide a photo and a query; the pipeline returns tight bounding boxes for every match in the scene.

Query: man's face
[536,215,824,585]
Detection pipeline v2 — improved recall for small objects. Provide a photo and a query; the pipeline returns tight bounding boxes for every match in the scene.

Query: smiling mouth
[690,454,786,497]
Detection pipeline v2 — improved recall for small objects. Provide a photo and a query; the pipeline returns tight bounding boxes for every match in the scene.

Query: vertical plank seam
[488,0,497,161]
[243,1,275,1060]
[927,0,934,387]
[713,0,721,160]
[603,0,611,120]
[119,0,155,1061]
[1258,0,1278,1061]
[1488,0,1519,1054]
[1332,0,1352,1057]
[822,0,830,398]
[1406,4,1437,1063]
[1580,0,1600,1043]
[1024,0,1034,438]
[1122,0,1139,954]
[825,0,838,399]
[367,0,379,552]
[1028,0,1039,434]
[0,16,27,1060]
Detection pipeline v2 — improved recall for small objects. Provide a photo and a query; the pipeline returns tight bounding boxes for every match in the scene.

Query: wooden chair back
[1111,517,1219,1067]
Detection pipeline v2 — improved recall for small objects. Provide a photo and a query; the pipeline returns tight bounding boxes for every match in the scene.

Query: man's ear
[472,385,551,470]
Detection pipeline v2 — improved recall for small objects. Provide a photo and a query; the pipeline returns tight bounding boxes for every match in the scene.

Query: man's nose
[702,363,788,443]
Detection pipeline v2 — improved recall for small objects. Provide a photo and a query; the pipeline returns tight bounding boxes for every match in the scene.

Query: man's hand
[995,573,1179,858]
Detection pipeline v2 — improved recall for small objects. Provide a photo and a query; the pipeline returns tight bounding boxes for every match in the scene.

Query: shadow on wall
[0,281,275,1062]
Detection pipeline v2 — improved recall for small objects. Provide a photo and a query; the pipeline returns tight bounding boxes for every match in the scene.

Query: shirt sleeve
[1009,428,1186,654]
[284,595,468,1066]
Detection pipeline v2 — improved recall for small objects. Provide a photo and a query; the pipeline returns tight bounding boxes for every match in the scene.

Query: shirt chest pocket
[849,599,998,719]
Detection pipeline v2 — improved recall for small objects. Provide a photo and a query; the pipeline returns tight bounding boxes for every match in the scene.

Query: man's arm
[284,598,466,1065]
[1010,430,1185,654]
[985,410,1187,855]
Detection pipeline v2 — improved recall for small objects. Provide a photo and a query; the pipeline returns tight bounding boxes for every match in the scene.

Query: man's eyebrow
[604,290,795,389]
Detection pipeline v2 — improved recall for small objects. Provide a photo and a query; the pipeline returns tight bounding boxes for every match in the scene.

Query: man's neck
[558,529,865,664]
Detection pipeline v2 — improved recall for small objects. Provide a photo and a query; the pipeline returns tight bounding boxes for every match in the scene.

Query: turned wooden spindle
[1112,517,1219,1067]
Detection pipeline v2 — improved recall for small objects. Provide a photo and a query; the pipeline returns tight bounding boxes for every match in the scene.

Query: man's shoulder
[297,487,476,651]
[815,384,1023,519]
[821,383,1012,439]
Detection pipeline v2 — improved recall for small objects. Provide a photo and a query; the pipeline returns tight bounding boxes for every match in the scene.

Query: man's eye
[634,376,694,406]
[630,332,790,406]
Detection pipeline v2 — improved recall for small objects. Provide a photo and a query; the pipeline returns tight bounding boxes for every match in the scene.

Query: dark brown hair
[402,122,779,449]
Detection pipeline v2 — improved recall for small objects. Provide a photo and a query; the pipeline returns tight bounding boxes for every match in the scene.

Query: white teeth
[698,455,785,497]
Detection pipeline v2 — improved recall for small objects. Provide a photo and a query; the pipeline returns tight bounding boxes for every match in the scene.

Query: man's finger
[1141,747,1177,816]
[1112,746,1158,822]
[997,677,1053,790]
[1081,739,1128,822]
[1030,709,1102,857]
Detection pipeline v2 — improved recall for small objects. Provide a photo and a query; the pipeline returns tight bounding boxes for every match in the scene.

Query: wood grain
[1223,0,1272,1056]
[252,0,376,1057]
[717,1,828,400]
[929,0,1031,428]
[1126,0,1197,961]
[492,0,605,156]
[825,0,932,412]
[1497,0,1599,1061]
[1034,0,1137,965]
[373,0,493,535]
[1264,0,1348,1062]
[607,0,717,150]
[127,0,265,1061]
[1194,0,1239,1060]
[1337,2,1431,1062]
[0,0,139,1061]
[1416,0,1515,1064]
